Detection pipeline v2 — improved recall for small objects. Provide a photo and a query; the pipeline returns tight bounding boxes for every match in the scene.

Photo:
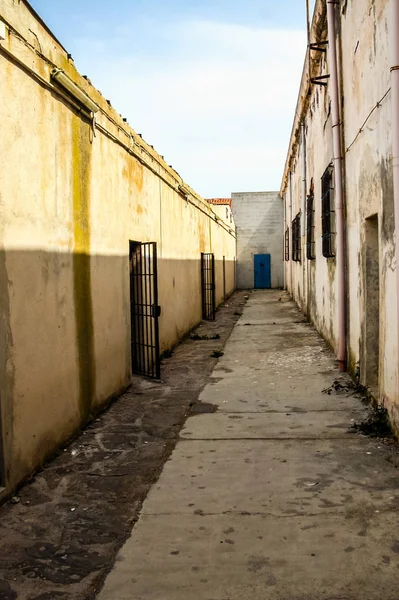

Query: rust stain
[123,155,144,194]
[198,218,206,252]
[136,204,144,215]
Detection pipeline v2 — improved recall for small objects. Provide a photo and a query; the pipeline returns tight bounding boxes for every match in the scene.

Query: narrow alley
[2,1,399,598]
[96,291,399,600]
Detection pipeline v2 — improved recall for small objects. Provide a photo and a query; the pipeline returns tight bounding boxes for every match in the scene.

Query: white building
[281,0,399,433]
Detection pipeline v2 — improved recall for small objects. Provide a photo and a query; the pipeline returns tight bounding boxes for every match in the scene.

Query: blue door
[254,254,271,289]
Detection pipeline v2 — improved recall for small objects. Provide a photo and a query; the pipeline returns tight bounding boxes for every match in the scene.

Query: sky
[29,0,311,198]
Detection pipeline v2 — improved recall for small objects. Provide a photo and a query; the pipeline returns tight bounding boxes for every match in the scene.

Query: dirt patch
[0,292,247,600]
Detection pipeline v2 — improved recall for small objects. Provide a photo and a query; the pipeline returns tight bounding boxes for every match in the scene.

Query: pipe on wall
[289,171,293,294]
[391,0,399,382]
[301,122,307,233]
[326,0,346,371]
[283,193,287,289]
[306,0,311,44]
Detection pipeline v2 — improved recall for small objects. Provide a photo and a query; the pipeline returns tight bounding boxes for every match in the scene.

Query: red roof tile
[206,198,232,207]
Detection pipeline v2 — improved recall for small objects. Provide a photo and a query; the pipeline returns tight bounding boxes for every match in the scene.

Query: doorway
[129,241,161,379]
[0,405,4,488]
[363,215,380,394]
[201,252,215,320]
[254,254,271,289]
[223,255,226,301]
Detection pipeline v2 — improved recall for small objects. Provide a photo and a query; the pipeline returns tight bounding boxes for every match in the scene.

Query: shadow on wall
[0,250,235,499]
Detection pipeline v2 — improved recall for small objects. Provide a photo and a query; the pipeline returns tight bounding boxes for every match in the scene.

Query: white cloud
[74,19,306,197]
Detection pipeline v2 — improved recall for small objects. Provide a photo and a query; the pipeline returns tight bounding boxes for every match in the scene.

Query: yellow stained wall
[0,0,236,497]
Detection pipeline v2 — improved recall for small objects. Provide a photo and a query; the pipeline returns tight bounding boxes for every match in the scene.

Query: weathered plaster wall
[340,0,396,414]
[232,192,283,289]
[209,203,235,228]
[283,73,336,347]
[281,0,398,430]
[0,0,236,497]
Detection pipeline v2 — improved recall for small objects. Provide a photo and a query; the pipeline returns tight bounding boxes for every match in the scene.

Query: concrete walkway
[98,291,399,600]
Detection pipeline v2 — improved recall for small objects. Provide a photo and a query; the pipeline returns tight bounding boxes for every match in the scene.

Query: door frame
[254,253,271,289]
[129,241,161,379]
[201,252,216,320]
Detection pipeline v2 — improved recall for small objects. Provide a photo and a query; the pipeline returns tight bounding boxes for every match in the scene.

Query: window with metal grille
[292,214,301,262]
[321,165,335,258]
[306,189,316,260]
[285,227,290,261]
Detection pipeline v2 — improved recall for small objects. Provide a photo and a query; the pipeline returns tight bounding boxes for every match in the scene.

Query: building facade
[0,0,236,498]
[281,0,398,431]
[232,192,283,290]
[206,198,235,229]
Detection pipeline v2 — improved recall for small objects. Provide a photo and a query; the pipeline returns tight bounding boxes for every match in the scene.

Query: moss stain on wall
[0,250,15,487]
[72,116,95,422]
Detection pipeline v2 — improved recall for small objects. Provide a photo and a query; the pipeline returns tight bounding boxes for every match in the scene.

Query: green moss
[72,116,95,421]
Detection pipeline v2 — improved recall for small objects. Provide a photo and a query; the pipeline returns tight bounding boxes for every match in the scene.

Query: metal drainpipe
[301,122,307,234]
[301,123,307,307]
[306,0,311,42]
[391,0,399,385]
[327,0,346,371]
[283,194,287,289]
[289,171,293,295]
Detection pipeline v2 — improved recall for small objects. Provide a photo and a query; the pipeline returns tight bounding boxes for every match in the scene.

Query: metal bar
[208,258,210,317]
[133,246,140,373]
[153,242,161,378]
[134,246,141,373]
[309,42,328,53]
[147,243,153,377]
[211,254,216,320]
[139,244,145,374]
[311,74,330,86]
[201,253,205,319]
[133,248,139,373]
[129,243,135,373]
[143,243,150,377]
[150,243,156,378]
[223,255,226,300]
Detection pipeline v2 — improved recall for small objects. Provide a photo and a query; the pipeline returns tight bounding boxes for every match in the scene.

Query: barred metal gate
[201,252,215,320]
[129,241,161,379]
[223,255,226,300]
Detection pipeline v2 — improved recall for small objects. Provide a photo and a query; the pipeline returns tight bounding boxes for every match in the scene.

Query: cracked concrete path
[97,290,399,600]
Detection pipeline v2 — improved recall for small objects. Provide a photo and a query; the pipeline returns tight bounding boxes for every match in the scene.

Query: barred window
[292,214,301,262]
[321,165,335,258]
[306,187,316,260]
[285,227,290,261]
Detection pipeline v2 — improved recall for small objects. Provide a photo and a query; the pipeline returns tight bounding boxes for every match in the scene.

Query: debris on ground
[350,406,394,439]
[322,378,368,401]
[190,333,220,341]
[322,379,354,395]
